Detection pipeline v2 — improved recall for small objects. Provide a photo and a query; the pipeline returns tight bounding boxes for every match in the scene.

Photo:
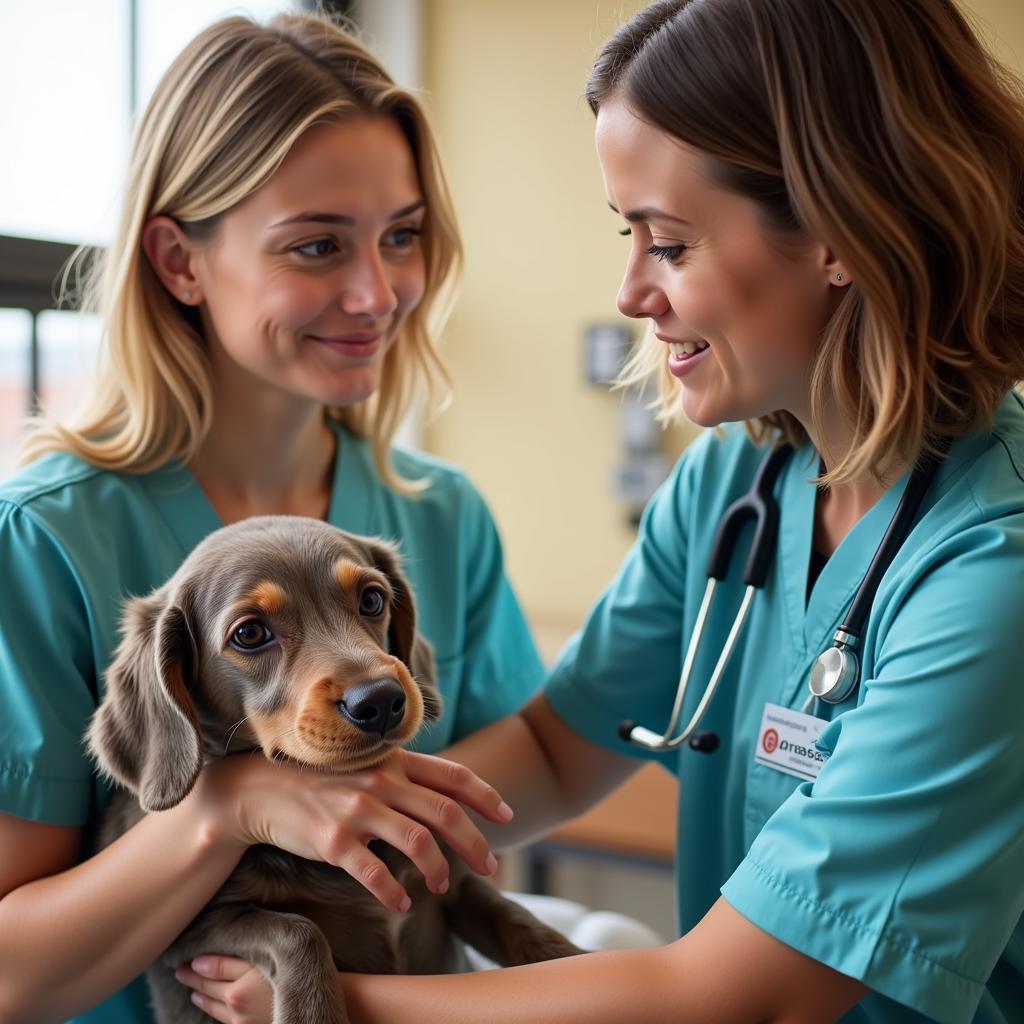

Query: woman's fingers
[205,751,509,908]
[187,988,231,1024]
[328,834,414,912]
[175,955,248,993]
[175,956,274,1024]
[402,750,515,825]
[336,797,452,899]
[359,752,504,877]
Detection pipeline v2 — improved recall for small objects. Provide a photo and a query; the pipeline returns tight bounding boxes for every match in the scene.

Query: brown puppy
[86,515,581,1024]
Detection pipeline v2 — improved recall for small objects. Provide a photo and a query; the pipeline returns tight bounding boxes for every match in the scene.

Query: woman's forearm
[0,789,244,1024]
[443,711,572,848]
[443,696,640,850]
[341,947,709,1024]
[340,899,867,1024]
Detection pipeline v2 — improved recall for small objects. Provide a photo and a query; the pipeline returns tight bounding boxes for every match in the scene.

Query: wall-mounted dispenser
[585,323,670,527]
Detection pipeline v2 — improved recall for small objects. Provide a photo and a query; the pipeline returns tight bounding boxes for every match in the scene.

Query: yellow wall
[421,0,693,630]
[420,0,1024,632]
[964,0,1024,70]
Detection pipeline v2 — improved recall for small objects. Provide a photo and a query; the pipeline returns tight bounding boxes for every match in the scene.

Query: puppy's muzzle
[338,678,407,737]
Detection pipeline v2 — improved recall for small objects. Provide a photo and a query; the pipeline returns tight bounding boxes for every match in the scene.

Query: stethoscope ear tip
[618,720,638,743]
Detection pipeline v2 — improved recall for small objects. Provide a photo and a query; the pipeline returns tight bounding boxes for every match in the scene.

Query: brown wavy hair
[591,0,1024,483]
[22,12,461,492]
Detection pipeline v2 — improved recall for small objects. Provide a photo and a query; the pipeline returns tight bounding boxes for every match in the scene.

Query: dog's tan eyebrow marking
[237,581,289,617]
[334,558,369,593]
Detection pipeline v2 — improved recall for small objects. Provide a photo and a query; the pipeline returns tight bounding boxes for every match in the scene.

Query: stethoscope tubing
[621,443,794,752]
[621,439,949,753]
[621,579,755,750]
[837,442,948,639]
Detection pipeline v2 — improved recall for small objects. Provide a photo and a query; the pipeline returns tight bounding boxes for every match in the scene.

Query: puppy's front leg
[441,872,585,968]
[158,905,349,1024]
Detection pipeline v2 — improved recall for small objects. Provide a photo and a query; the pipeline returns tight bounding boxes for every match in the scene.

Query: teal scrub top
[546,391,1024,1024]
[0,419,546,1024]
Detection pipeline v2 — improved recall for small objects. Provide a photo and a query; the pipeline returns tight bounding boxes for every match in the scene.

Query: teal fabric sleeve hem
[0,765,92,826]
[722,856,984,1024]
[544,654,618,752]
[544,651,677,770]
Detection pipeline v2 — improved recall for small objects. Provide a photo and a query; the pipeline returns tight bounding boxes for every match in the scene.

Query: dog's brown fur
[86,516,581,1024]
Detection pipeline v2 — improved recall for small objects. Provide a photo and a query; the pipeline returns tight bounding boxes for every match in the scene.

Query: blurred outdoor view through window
[0,0,293,476]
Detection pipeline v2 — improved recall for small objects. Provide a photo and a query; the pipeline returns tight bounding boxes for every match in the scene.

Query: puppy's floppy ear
[361,538,440,720]
[87,587,203,811]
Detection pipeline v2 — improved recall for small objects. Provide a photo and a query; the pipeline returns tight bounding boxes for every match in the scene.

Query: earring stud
[835,273,844,283]
[182,290,193,301]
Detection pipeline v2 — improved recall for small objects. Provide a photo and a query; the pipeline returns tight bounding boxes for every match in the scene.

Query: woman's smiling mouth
[656,333,711,377]
[307,332,385,358]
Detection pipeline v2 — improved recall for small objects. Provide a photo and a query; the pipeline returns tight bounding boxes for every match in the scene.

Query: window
[0,1,296,477]
[0,310,33,474]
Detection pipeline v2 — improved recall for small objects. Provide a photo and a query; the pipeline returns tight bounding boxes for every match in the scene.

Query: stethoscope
[619,440,946,753]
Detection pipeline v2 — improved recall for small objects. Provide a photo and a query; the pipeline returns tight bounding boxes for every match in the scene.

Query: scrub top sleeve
[447,481,547,741]
[544,453,692,765]
[0,501,98,826]
[723,517,1024,1024]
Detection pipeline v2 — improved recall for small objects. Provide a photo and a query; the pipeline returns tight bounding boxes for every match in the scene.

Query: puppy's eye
[230,620,274,651]
[359,587,387,618]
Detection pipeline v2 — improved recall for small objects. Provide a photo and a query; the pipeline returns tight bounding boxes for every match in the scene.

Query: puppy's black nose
[338,679,406,736]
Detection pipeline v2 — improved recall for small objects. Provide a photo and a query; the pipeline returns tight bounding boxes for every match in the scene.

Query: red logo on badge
[762,728,779,754]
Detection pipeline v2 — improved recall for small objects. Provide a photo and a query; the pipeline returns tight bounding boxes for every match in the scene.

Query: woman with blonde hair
[0,11,545,1022]
[180,0,1024,1020]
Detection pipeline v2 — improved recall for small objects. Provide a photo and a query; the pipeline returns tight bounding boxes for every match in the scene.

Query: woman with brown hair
[179,0,1024,1021]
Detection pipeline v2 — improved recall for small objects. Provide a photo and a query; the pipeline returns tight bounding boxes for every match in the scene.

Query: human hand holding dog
[174,954,272,1024]
[175,748,514,1020]
[197,746,511,913]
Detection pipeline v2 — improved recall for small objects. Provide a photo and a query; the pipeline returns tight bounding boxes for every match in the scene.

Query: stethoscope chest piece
[808,633,860,705]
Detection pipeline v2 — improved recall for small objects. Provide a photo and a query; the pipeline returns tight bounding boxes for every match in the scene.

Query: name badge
[755,702,828,781]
